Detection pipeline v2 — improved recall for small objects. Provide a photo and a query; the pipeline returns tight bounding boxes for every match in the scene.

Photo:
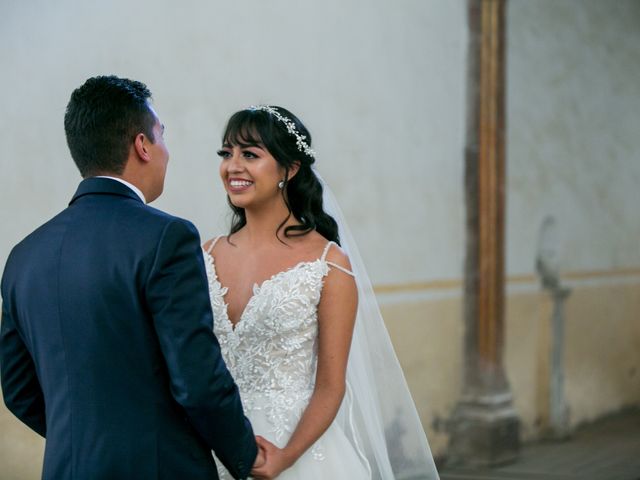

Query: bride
[203,106,439,479]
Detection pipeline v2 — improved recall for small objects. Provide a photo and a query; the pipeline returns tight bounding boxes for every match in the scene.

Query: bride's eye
[242,151,258,159]
[217,149,231,159]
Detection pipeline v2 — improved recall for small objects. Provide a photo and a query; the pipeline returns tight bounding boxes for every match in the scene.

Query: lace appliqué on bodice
[204,246,334,459]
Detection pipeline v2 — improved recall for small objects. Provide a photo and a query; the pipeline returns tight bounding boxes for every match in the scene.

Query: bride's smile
[227,177,254,193]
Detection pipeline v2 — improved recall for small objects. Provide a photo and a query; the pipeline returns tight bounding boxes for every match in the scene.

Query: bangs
[222,111,268,148]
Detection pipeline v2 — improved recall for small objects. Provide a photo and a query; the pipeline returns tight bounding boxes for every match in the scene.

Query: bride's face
[217,142,285,209]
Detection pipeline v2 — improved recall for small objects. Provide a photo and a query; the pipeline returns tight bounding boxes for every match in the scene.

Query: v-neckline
[204,251,322,332]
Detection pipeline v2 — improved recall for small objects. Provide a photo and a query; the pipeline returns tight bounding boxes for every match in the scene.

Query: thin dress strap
[321,241,355,277]
[205,235,223,255]
[320,240,334,261]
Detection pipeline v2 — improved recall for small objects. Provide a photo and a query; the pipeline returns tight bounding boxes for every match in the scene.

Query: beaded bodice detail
[203,240,338,442]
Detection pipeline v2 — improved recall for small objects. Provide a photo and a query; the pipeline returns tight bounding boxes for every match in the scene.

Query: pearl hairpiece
[248,105,316,158]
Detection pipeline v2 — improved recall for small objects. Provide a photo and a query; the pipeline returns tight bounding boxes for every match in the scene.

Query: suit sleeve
[145,218,257,479]
[0,296,47,437]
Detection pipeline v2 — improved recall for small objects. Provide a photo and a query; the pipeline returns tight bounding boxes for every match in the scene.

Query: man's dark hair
[64,75,156,177]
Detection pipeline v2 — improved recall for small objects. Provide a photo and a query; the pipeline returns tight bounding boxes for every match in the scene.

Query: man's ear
[133,133,151,163]
[288,161,301,180]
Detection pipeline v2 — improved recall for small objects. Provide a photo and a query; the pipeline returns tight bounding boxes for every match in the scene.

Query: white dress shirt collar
[94,176,146,204]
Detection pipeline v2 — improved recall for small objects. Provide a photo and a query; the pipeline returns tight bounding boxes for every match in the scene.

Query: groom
[0,76,261,479]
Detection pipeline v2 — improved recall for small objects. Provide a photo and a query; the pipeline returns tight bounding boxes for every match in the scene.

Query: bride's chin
[228,197,252,209]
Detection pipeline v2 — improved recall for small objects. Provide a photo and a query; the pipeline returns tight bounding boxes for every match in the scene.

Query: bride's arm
[251,247,357,479]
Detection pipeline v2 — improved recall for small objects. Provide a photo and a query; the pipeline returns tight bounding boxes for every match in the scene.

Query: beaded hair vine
[248,105,316,158]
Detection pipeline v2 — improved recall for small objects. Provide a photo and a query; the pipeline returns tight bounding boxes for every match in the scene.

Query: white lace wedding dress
[204,237,371,479]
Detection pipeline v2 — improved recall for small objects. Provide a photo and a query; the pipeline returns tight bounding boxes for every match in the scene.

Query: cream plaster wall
[381,275,640,451]
[381,296,464,456]
[0,411,44,479]
[0,0,468,286]
[503,0,640,438]
[563,281,640,424]
[506,276,640,441]
[506,0,640,275]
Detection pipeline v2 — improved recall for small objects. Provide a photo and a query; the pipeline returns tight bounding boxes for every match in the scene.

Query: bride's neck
[242,204,300,246]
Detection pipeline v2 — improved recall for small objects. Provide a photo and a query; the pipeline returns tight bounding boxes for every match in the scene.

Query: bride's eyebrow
[230,142,264,150]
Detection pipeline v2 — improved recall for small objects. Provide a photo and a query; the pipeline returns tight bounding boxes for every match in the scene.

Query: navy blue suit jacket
[0,178,256,479]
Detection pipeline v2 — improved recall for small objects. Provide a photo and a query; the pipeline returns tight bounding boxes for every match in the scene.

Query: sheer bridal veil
[317,171,440,480]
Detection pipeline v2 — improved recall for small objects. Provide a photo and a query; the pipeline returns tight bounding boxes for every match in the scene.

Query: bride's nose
[226,151,245,173]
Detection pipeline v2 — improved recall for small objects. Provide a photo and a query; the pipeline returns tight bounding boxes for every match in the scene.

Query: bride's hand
[250,435,294,479]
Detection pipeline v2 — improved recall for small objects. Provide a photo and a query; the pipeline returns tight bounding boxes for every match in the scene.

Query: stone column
[447,0,520,467]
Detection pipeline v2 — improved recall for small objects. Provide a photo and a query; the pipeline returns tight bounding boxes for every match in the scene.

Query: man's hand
[250,435,294,480]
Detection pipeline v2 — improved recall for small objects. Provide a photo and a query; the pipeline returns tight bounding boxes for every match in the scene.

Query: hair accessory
[248,105,316,158]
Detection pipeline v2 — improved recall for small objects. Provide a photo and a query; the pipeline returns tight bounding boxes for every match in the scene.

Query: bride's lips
[227,178,254,194]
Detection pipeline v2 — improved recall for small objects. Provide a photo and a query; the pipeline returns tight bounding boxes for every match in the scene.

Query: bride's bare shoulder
[202,235,228,256]
[292,231,333,256]
[324,242,352,273]
[302,232,352,272]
